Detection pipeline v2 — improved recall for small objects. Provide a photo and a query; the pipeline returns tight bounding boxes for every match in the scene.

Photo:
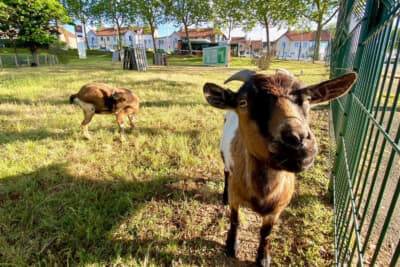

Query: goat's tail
[70,94,77,104]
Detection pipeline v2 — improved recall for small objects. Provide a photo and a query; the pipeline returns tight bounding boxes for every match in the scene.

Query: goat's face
[204,70,357,173]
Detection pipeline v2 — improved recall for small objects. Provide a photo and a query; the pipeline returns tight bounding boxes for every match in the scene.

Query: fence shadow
[0,163,251,266]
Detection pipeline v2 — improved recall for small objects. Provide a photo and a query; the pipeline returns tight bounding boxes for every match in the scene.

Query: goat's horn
[224,69,256,84]
[111,89,115,96]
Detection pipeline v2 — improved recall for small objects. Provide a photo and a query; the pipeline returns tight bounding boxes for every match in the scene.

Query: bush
[252,51,272,70]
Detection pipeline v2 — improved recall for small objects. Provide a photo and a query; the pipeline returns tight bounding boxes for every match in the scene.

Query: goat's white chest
[220,111,238,172]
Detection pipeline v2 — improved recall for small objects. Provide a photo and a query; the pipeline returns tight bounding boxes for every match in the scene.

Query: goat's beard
[268,142,317,173]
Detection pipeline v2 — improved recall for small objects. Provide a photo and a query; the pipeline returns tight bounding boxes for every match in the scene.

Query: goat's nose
[282,131,304,148]
[281,128,311,148]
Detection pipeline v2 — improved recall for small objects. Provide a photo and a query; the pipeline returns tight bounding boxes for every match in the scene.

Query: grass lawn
[0,54,333,266]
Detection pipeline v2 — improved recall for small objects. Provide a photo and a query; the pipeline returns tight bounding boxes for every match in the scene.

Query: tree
[0,2,19,55]
[133,0,165,51]
[163,0,211,55]
[213,0,246,40]
[60,0,94,49]
[302,0,338,61]
[246,0,303,56]
[94,0,132,51]
[1,0,70,65]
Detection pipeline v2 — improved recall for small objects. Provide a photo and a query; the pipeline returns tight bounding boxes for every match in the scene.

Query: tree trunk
[115,20,122,52]
[30,47,39,66]
[150,21,157,51]
[314,21,322,62]
[264,16,271,56]
[82,18,89,50]
[183,22,192,55]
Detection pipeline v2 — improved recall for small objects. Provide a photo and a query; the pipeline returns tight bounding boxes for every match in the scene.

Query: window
[281,41,286,48]
[100,37,103,41]
[283,51,288,56]
[129,36,132,41]
[107,37,110,41]
[310,41,315,48]
[113,36,116,41]
[303,41,308,48]
[294,42,299,48]
[290,52,295,56]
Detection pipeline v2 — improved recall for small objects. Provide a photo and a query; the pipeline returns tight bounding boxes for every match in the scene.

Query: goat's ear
[302,72,358,104]
[203,83,237,109]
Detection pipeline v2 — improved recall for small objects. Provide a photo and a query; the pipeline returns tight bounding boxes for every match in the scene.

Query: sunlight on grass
[0,55,332,266]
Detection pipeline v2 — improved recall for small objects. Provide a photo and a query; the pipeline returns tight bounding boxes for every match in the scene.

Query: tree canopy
[0,0,70,63]
[163,0,212,54]
[133,0,166,51]
[302,0,338,61]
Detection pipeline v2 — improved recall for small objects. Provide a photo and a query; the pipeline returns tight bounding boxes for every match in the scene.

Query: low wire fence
[0,54,58,68]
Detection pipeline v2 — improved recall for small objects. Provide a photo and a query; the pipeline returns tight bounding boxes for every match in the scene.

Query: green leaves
[1,0,70,56]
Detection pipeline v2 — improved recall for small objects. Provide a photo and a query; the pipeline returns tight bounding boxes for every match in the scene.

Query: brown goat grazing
[203,70,357,266]
[70,83,139,140]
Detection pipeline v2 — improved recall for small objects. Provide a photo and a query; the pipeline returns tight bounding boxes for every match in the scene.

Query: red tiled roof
[93,27,129,36]
[176,28,225,39]
[250,40,263,49]
[284,30,331,41]
[230,37,246,44]
[230,38,263,49]
[93,26,154,36]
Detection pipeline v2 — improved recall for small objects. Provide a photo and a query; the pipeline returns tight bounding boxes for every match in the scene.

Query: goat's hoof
[83,134,91,140]
[256,255,271,267]
[225,246,236,258]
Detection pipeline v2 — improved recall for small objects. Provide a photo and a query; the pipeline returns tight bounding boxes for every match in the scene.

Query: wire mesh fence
[0,54,58,68]
[330,0,400,266]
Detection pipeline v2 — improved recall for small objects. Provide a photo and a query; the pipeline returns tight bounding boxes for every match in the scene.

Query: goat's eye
[238,99,248,108]
[306,96,312,102]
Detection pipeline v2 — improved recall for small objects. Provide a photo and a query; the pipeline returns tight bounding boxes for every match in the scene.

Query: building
[272,30,331,60]
[230,37,263,57]
[87,26,159,50]
[57,27,77,49]
[156,28,227,52]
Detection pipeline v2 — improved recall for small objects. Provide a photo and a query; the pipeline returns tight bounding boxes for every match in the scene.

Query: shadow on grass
[141,100,207,108]
[0,129,74,145]
[0,164,253,266]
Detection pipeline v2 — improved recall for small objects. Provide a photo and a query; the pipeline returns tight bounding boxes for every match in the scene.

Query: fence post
[14,54,18,67]
[27,56,30,66]
[0,56,3,68]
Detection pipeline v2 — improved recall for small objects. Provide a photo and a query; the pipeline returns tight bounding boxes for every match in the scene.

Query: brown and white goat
[70,82,139,140]
[203,70,357,266]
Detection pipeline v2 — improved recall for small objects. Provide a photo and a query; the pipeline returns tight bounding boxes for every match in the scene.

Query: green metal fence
[330,0,400,266]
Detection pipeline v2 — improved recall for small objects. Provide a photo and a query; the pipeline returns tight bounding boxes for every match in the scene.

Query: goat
[203,70,357,266]
[70,82,139,140]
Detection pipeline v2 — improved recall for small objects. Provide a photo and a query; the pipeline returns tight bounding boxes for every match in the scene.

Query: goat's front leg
[256,215,275,267]
[116,112,126,141]
[223,170,229,205]
[226,205,239,257]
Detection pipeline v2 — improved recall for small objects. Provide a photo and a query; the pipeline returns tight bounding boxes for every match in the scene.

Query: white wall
[87,31,97,49]
[156,32,180,51]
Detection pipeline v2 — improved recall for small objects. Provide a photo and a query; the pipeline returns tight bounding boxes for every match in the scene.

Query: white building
[156,28,227,52]
[87,26,159,50]
[272,30,331,60]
